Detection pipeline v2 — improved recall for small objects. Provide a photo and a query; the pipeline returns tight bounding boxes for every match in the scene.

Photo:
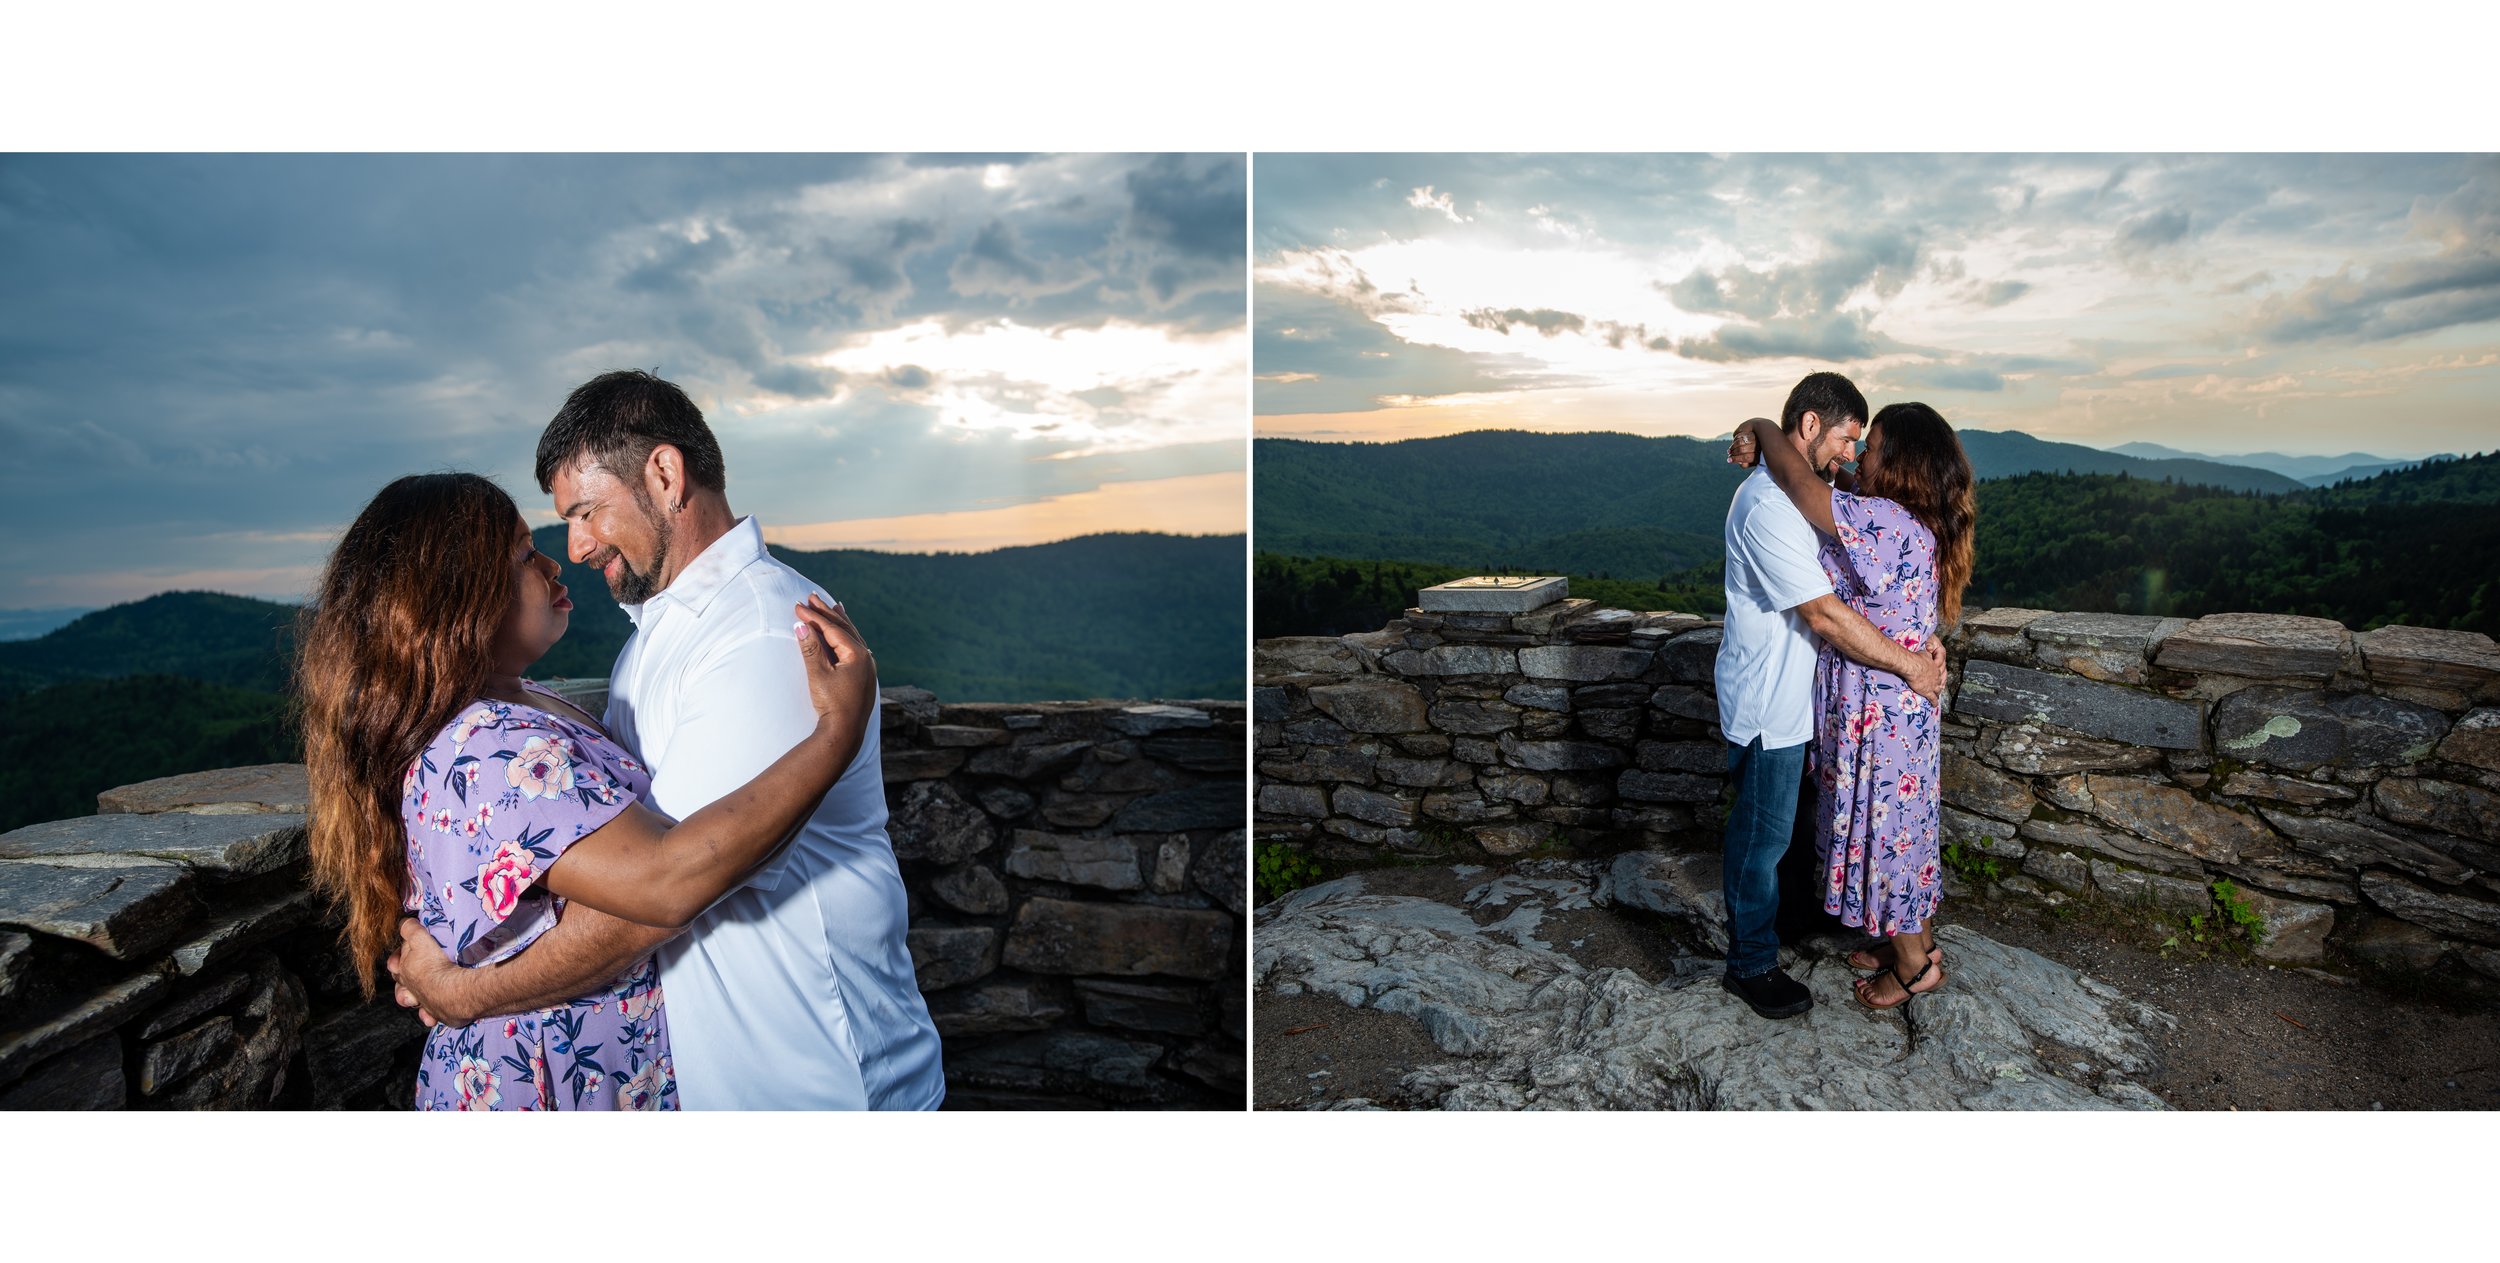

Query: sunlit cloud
[1255,154,2500,457]
[768,470,1244,553]
[0,154,1247,611]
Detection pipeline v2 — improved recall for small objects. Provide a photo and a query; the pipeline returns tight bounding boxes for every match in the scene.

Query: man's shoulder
[1729,470,1810,536]
[701,552,829,633]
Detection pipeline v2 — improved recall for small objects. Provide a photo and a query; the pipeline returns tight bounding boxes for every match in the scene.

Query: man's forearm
[1802,597,1926,681]
[431,906,676,1023]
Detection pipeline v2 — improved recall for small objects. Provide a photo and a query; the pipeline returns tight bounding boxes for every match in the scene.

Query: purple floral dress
[1812,490,1945,937]
[403,681,677,1111]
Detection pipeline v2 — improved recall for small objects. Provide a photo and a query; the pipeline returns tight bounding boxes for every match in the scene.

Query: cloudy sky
[1254,154,2499,457]
[0,154,1244,607]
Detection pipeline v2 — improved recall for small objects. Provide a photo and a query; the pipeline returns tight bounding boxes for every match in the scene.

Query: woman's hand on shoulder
[1727,430,1758,468]
[794,593,877,742]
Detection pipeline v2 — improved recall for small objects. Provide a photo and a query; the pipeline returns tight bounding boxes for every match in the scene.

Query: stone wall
[1254,600,2500,993]
[0,685,1246,1110]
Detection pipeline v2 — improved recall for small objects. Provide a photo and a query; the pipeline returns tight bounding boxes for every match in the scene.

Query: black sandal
[1854,954,1942,1011]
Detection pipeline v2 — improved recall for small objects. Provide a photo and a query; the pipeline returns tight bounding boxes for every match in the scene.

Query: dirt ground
[1949,895,2500,1111]
[1252,864,2500,1112]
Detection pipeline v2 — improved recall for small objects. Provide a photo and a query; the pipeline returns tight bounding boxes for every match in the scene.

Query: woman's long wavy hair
[296,473,522,996]
[1857,402,1977,630]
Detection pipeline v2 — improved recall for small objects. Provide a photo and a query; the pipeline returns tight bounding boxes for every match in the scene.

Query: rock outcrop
[1255,864,2174,1110]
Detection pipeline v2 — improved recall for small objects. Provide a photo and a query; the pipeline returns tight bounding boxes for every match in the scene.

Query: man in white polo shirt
[391,370,943,1109]
[1717,371,1946,1020]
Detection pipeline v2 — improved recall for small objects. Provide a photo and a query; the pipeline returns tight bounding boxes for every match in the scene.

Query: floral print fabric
[1813,489,1945,937]
[403,682,676,1111]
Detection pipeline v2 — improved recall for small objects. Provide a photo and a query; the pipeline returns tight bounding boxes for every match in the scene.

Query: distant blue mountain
[0,607,95,642]
[1956,431,2303,493]
[2106,441,2450,487]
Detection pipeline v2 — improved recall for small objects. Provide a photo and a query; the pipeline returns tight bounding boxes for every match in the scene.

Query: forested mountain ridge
[1254,427,2312,582]
[1256,445,2500,639]
[0,531,1245,831]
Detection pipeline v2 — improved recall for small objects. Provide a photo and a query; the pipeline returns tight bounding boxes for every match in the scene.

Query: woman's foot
[1853,954,1945,1010]
[1844,943,1943,972]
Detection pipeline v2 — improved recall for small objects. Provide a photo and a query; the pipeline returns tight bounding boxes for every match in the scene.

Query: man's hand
[1907,641,1949,706]
[385,918,462,1028]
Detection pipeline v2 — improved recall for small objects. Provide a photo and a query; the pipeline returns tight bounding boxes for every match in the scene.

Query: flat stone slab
[171,887,322,979]
[2212,687,2450,772]
[2357,624,2500,696]
[2083,775,2275,866]
[0,1033,125,1109]
[1254,637,1366,677]
[0,811,307,877]
[1962,607,2054,662]
[0,967,171,1088]
[0,860,200,959]
[1004,831,1144,891]
[2025,612,2188,684]
[1002,897,1233,980]
[1954,660,2203,750]
[2373,777,2500,845]
[1253,865,2173,1110]
[1103,704,1215,736]
[0,931,31,1010]
[1307,678,1429,733]
[2436,708,2500,772]
[2359,872,2500,946]
[1420,576,1567,614]
[97,764,310,816]
[2154,612,2350,682]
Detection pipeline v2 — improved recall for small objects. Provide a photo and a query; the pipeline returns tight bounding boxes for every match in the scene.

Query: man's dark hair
[1779,371,1868,436]
[534,370,728,495]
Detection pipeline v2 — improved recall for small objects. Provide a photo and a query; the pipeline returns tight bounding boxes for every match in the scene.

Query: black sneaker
[1721,966,1813,1020]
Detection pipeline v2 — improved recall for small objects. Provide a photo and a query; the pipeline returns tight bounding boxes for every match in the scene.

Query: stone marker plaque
[1419,575,1567,614]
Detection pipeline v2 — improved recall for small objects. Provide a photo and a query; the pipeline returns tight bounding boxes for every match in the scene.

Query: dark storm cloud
[1674,312,1896,364]
[2115,207,2195,257]
[1665,227,1925,322]
[1974,280,2031,307]
[1460,307,1586,336]
[1112,153,1247,315]
[2250,175,2500,346]
[0,153,1246,603]
[948,218,1095,299]
[1253,283,1522,414]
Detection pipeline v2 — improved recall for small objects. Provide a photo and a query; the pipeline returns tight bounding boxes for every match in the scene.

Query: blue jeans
[1723,735,1808,978]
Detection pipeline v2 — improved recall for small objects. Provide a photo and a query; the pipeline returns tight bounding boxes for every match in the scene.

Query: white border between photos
[4,1,2494,1255]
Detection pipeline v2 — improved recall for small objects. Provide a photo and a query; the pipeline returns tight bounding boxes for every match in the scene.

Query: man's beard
[603,493,674,604]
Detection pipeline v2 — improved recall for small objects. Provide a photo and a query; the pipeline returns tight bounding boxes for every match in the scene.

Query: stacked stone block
[880,689,1245,1109]
[1255,602,2500,993]
[1256,600,1727,861]
[1,686,1247,1110]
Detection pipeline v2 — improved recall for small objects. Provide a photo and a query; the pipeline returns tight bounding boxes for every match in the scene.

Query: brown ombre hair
[1858,402,1977,630]
[296,473,523,996]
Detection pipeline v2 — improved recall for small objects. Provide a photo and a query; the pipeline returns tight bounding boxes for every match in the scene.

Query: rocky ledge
[1253,856,2175,1111]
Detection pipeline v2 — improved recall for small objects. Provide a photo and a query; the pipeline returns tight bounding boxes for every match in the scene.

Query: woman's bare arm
[1735,416,1839,538]
[531,595,872,929]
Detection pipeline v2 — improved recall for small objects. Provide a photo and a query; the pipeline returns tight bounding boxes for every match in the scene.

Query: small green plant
[1254,843,1326,904]
[2210,878,2268,945]
[2186,912,2208,943]
[1941,839,2005,882]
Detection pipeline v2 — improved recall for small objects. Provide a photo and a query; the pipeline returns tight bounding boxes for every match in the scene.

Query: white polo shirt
[1716,467,1834,749]
[607,516,944,1111]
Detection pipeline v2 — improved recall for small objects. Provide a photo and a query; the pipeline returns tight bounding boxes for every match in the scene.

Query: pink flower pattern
[404,681,676,1112]
[1814,489,1945,937]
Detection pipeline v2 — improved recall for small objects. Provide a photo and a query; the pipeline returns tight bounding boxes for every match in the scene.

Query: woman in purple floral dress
[1733,405,1976,1009]
[298,472,878,1110]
